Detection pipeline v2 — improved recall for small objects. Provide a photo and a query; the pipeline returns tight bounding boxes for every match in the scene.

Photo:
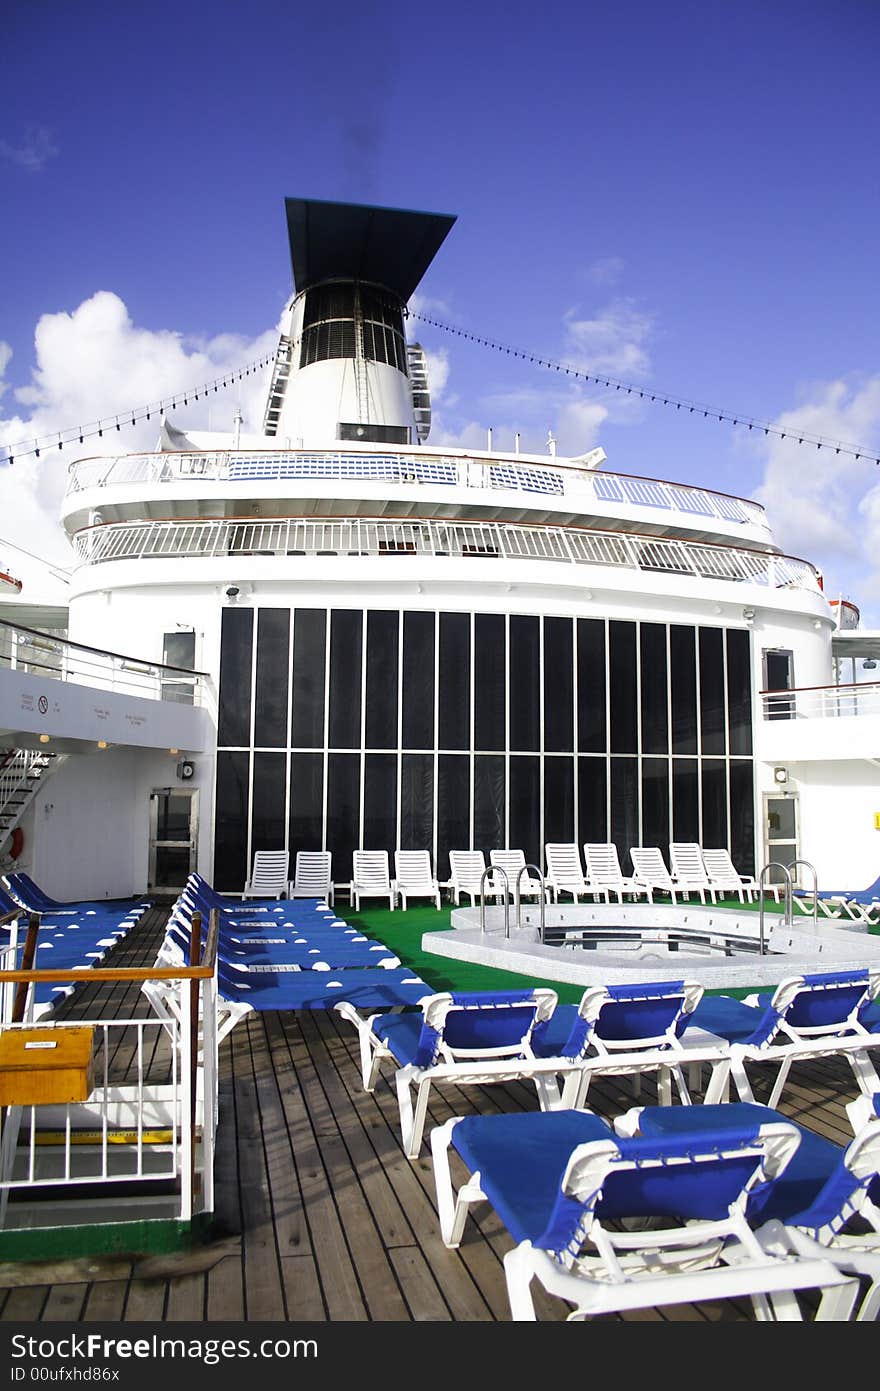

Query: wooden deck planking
[1,908,876,1324]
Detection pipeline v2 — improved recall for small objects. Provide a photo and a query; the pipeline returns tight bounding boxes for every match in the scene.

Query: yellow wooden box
[0,1027,95,1106]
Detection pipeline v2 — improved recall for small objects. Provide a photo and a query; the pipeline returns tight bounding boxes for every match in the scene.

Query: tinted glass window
[640,623,668,755]
[509,615,540,751]
[218,608,253,747]
[363,753,397,854]
[328,610,363,749]
[609,621,637,753]
[474,614,506,751]
[326,753,360,883]
[214,750,250,891]
[701,758,728,848]
[670,626,697,754]
[672,758,700,842]
[544,756,574,847]
[509,756,540,867]
[254,609,290,748]
[291,609,326,748]
[438,612,471,750]
[437,755,470,880]
[289,752,324,858]
[699,628,726,755]
[578,757,607,844]
[365,611,399,749]
[474,755,505,853]
[577,619,606,753]
[402,611,435,749]
[640,758,670,854]
[726,629,753,756]
[252,751,287,851]
[730,761,756,876]
[610,757,639,861]
[543,617,574,752]
[401,753,434,852]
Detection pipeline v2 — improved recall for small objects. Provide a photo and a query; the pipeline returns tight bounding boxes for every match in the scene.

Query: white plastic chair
[669,842,715,903]
[288,850,334,907]
[395,850,441,910]
[630,847,683,904]
[701,848,767,904]
[448,850,487,906]
[544,843,607,903]
[490,850,546,901]
[349,850,396,911]
[583,843,644,902]
[242,850,289,900]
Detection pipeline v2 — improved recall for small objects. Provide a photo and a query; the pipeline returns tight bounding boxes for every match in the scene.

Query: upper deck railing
[760,680,880,720]
[71,514,821,594]
[65,449,770,531]
[0,618,209,706]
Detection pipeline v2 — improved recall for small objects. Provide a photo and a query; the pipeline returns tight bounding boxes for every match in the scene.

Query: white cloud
[752,376,880,619]
[0,123,58,171]
[562,299,654,380]
[588,256,625,286]
[0,291,281,566]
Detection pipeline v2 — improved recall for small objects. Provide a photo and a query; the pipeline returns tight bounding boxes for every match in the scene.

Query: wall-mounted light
[169,748,179,756]
[743,607,756,624]
[97,740,108,749]
[864,658,878,671]
[38,734,50,744]
[774,766,788,785]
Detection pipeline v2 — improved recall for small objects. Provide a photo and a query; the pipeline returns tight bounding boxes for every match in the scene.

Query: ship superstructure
[1,198,877,901]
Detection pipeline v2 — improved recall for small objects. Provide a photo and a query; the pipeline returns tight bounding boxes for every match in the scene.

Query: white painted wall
[779,761,880,889]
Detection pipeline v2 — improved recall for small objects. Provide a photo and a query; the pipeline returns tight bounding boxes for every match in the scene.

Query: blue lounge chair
[430,1107,857,1320]
[3,871,151,918]
[689,970,880,1107]
[531,978,731,1107]
[623,1096,880,1320]
[335,987,588,1157]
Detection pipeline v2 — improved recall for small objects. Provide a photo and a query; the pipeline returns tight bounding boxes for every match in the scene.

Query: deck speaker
[176,759,195,781]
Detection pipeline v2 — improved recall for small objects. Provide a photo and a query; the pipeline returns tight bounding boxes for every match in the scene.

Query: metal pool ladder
[479,865,509,937]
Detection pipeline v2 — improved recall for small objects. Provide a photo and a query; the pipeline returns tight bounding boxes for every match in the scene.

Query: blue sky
[2,0,879,616]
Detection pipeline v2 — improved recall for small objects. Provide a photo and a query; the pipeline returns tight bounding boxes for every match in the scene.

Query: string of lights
[0,352,276,465]
[407,309,880,467]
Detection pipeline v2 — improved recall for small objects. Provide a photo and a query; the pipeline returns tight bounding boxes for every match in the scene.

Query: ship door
[149,788,198,892]
[763,792,799,889]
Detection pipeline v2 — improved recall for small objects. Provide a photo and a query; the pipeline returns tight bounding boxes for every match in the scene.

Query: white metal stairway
[0,748,66,864]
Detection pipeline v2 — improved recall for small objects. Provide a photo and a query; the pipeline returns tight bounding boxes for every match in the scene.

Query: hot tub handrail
[758,861,793,952]
[479,865,509,937]
[787,858,818,931]
[515,864,546,939]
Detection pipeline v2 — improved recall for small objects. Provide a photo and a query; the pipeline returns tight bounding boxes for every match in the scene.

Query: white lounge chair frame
[447,850,487,906]
[669,842,715,903]
[701,848,773,904]
[394,850,441,910]
[349,850,396,911]
[544,843,608,903]
[629,847,683,903]
[489,850,547,901]
[288,850,334,907]
[582,843,645,903]
[242,850,289,900]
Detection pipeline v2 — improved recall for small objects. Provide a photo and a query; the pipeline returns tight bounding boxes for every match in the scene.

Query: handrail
[515,863,546,938]
[479,865,509,938]
[759,861,793,951]
[0,617,209,679]
[787,858,819,930]
[0,908,218,983]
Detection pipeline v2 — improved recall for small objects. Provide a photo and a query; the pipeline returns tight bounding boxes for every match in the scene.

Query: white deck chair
[448,850,487,906]
[701,848,772,904]
[544,843,607,903]
[490,850,547,902]
[669,842,715,903]
[288,850,334,907]
[583,843,644,903]
[349,850,396,911]
[242,850,289,900]
[395,850,441,910]
[629,847,683,904]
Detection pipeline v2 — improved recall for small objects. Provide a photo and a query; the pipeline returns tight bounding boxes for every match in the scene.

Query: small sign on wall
[874,813,880,830]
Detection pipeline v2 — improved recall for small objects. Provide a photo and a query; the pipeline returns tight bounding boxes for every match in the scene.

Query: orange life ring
[9,828,24,860]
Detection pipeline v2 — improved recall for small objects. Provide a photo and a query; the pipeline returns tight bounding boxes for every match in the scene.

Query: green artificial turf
[345,901,778,1001]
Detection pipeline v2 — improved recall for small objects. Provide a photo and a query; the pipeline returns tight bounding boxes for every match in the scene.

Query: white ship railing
[0,618,208,706]
[71,515,821,593]
[761,680,880,720]
[0,908,218,1229]
[65,449,769,530]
